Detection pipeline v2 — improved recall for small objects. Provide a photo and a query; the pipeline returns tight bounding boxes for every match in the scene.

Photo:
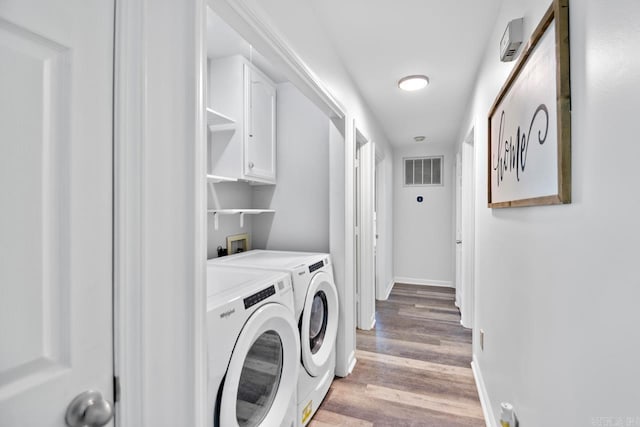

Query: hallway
[311,284,484,426]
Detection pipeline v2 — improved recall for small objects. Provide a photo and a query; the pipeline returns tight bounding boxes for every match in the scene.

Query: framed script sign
[488,0,571,208]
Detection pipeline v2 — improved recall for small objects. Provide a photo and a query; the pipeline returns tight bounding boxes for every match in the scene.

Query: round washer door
[300,271,339,377]
[220,303,300,427]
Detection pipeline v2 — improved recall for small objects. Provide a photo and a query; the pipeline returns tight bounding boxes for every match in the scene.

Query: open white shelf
[207,108,236,132]
[207,209,275,230]
[206,174,237,183]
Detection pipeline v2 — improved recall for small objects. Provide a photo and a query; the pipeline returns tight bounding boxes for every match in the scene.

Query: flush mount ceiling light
[414,136,426,143]
[398,75,429,91]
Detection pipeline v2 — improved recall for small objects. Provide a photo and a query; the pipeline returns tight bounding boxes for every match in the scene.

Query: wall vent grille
[404,156,443,186]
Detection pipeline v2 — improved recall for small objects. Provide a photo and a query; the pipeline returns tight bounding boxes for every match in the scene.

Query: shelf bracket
[239,212,246,228]
[213,212,219,230]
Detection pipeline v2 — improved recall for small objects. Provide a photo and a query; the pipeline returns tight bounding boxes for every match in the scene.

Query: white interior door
[0,0,114,425]
[374,152,385,300]
[460,133,475,329]
[356,133,375,330]
[373,208,377,294]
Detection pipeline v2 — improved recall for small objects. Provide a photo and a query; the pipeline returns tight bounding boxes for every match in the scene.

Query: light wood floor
[310,283,484,427]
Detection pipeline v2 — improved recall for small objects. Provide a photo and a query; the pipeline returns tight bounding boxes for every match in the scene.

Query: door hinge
[113,376,121,403]
[354,158,359,168]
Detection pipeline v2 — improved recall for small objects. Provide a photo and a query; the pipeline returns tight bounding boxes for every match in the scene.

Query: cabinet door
[244,64,276,182]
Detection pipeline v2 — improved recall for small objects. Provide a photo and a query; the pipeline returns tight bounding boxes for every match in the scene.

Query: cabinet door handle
[248,162,254,169]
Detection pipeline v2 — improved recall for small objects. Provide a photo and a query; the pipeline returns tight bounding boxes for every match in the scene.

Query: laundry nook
[203,7,343,426]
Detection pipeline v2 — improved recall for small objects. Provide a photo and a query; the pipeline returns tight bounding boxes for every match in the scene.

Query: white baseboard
[471,356,496,427]
[346,350,357,375]
[380,279,394,300]
[335,350,357,378]
[394,276,454,288]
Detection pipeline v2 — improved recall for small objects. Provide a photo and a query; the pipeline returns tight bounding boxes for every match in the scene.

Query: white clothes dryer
[207,264,300,427]
[210,250,339,426]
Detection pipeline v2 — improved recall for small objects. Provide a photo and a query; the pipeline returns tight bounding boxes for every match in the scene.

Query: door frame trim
[113,0,208,425]
[113,1,146,424]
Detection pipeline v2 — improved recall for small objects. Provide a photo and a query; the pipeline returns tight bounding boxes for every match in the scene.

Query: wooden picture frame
[226,233,250,255]
[488,0,571,208]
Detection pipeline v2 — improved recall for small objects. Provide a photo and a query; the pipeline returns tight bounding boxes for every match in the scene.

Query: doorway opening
[355,128,375,330]
[374,150,386,300]
[456,128,475,329]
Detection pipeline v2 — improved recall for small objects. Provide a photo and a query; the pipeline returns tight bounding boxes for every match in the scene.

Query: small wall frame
[488,0,571,208]
[226,233,250,255]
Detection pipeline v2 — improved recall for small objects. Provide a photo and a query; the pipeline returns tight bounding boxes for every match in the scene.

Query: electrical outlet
[500,402,518,426]
[480,329,485,351]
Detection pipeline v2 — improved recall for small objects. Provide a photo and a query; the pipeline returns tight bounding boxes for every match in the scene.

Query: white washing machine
[210,250,339,426]
[207,264,300,427]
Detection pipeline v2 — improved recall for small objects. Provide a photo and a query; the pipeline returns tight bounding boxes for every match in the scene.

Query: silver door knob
[456,240,462,244]
[248,161,254,169]
[66,390,114,427]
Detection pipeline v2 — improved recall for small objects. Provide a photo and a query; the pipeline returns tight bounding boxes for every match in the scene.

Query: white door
[374,153,384,299]
[373,210,377,294]
[356,136,375,330]
[373,164,378,299]
[455,152,463,309]
[0,0,114,425]
[244,64,276,182]
[460,135,475,329]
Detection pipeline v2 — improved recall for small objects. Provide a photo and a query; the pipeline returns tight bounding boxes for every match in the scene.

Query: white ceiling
[309,0,502,146]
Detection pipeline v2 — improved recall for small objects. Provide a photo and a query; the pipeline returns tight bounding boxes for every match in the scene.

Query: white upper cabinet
[208,55,276,184]
[244,64,276,181]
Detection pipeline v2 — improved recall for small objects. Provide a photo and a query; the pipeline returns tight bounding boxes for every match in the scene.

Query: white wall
[459,0,640,424]
[393,143,455,287]
[252,82,330,252]
[207,182,254,258]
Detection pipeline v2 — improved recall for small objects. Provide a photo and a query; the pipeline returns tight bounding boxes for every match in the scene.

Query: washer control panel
[309,260,325,273]
[243,285,276,309]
